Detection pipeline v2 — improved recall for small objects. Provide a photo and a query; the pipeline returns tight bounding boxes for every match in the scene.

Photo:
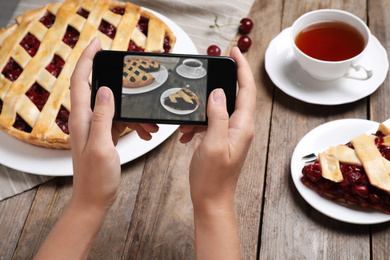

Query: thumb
[88,87,115,146]
[203,89,229,144]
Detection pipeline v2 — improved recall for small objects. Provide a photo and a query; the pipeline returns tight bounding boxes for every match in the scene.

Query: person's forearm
[34,200,108,260]
[193,201,241,260]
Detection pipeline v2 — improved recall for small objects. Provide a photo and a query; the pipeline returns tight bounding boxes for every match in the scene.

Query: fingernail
[213,88,225,103]
[97,88,110,103]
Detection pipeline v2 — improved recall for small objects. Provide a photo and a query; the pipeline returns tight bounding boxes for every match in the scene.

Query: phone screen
[121,55,208,122]
[92,51,236,125]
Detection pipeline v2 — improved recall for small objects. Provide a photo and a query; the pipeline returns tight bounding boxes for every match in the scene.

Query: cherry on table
[237,35,252,52]
[207,45,221,56]
[239,18,254,34]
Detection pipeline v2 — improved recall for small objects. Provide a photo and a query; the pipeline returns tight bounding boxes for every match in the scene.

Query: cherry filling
[137,17,149,34]
[302,160,390,213]
[26,83,50,111]
[77,8,89,19]
[20,33,40,57]
[99,20,117,39]
[163,35,171,53]
[127,17,149,52]
[128,41,145,52]
[13,115,32,133]
[2,58,23,82]
[45,55,65,78]
[40,13,55,28]
[56,105,69,134]
[111,7,125,15]
[62,26,80,48]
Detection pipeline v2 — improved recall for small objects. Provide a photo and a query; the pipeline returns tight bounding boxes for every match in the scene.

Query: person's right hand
[183,47,256,260]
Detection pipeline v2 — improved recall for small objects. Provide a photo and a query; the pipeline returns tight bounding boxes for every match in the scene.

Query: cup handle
[346,64,373,80]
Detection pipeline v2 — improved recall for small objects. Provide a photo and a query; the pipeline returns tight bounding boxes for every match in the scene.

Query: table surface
[2,0,390,259]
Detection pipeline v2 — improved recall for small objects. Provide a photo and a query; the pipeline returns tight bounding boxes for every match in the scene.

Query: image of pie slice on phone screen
[120,55,208,123]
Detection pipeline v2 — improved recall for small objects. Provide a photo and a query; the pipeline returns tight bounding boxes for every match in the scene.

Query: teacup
[182,59,203,76]
[291,9,372,81]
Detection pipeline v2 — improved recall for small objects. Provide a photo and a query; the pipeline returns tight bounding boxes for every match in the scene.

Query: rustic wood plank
[122,131,197,259]
[260,0,372,259]
[367,0,390,259]
[0,188,36,260]
[12,177,73,259]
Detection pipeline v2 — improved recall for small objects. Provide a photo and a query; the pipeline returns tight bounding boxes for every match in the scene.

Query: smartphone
[91,50,237,125]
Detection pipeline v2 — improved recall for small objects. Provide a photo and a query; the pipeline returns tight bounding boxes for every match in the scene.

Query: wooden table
[1,0,390,259]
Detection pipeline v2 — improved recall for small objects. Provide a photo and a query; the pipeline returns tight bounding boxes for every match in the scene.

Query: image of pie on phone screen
[123,57,161,88]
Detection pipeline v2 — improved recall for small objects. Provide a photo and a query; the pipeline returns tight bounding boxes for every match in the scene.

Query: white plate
[176,65,207,79]
[160,88,199,115]
[265,27,389,105]
[291,118,390,224]
[0,8,198,176]
[122,65,168,94]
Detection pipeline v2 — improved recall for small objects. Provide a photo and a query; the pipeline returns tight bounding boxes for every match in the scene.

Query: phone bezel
[91,50,237,125]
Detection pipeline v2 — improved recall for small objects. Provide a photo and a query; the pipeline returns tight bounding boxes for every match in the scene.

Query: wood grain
[260,0,373,259]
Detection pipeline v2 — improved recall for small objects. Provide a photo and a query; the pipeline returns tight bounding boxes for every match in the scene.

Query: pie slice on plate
[163,88,199,111]
[0,0,176,149]
[302,123,390,214]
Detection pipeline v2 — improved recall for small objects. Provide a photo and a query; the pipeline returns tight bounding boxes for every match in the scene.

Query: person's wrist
[192,194,236,219]
[68,196,111,220]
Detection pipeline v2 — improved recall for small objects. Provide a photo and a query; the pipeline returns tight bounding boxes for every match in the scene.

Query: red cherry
[237,35,251,52]
[239,18,253,34]
[207,45,221,56]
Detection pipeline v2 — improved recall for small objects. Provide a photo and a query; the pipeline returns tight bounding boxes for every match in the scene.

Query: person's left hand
[69,37,158,211]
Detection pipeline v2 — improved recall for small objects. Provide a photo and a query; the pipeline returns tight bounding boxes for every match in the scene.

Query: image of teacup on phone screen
[182,58,203,76]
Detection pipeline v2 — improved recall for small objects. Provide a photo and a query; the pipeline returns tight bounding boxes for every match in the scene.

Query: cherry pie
[123,57,160,88]
[0,0,176,149]
[302,123,390,214]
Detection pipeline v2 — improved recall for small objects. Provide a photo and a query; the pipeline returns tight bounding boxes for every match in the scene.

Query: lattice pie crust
[0,0,176,149]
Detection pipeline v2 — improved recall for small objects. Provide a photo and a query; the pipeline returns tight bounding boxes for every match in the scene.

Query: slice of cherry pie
[164,88,199,111]
[0,0,176,149]
[302,123,390,214]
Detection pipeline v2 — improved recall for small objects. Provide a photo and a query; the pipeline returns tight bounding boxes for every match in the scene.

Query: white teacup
[182,59,203,76]
[291,9,372,81]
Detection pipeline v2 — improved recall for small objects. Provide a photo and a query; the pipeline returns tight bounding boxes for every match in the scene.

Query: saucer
[176,64,207,79]
[265,27,389,105]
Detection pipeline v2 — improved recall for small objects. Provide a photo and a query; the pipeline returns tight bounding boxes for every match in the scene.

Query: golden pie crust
[0,0,176,149]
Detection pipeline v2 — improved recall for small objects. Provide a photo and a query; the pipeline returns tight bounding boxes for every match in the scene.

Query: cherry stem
[209,16,241,29]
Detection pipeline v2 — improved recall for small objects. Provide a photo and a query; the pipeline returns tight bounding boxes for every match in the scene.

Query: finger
[202,89,229,145]
[112,122,128,146]
[125,124,153,140]
[87,87,116,149]
[139,123,159,133]
[178,125,206,134]
[70,37,101,150]
[178,125,195,133]
[228,47,256,130]
[179,128,198,143]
